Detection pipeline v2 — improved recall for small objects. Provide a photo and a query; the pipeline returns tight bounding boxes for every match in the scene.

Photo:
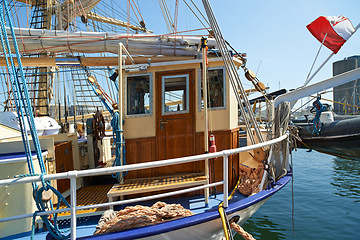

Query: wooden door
[55,141,73,193]
[156,70,195,175]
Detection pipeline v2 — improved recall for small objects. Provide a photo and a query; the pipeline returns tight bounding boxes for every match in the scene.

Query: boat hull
[78,174,291,240]
[135,199,267,240]
[296,117,360,160]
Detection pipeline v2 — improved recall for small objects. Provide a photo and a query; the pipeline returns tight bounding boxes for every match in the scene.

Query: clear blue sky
[211,0,360,92]
[12,0,360,94]
[137,0,360,94]
[8,0,360,108]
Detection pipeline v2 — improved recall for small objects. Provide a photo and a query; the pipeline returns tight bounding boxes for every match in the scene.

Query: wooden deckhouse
[120,55,245,186]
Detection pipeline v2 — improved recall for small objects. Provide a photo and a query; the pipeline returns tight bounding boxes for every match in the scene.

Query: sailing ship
[2,1,358,240]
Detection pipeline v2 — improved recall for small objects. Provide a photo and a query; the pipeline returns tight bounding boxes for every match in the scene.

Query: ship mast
[28,0,53,116]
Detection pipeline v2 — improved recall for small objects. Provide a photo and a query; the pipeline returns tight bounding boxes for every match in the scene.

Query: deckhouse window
[126,73,152,116]
[162,74,189,115]
[199,67,226,110]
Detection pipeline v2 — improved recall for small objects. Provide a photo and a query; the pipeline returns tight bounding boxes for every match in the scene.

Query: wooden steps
[107,173,208,202]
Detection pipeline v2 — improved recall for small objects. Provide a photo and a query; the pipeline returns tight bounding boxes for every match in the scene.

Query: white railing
[0,134,288,240]
[274,67,360,108]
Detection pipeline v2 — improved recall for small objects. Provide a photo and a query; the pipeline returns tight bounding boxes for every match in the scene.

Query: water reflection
[331,157,360,202]
[240,215,287,240]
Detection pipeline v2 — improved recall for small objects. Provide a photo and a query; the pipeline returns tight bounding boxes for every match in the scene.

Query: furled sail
[6,27,217,56]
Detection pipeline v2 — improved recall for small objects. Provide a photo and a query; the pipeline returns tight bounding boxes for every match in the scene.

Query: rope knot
[40,173,50,191]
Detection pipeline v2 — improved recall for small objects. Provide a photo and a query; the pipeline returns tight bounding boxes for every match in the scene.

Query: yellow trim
[218,176,242,240]
[311,95,360,109]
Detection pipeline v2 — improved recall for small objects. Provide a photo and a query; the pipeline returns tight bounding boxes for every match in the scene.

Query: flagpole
[303,53,334,87]
[303,33,328,87]
[302,22,360,87]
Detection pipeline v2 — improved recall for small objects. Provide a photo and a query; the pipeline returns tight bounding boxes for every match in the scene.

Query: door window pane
[162,74,189,114]
[126,74,152,115]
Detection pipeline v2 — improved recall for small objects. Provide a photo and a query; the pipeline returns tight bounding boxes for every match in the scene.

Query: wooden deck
[57,184,113,217]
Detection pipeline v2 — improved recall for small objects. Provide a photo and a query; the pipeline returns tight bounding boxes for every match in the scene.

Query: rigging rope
[303,33,328,87]
[100,1,139,29]
[128,1,140,23]
[291,96,315,115]
[158,0,174,33]
[111,111,127,182]
[190,0,210,25]
[225,41,271,106]
[0,0,44,181]
[202,0,264,145]
[79,64,115,115]
[127,0,130,47]
[76,0,87,24]
[10,0,27,51]
[182,0,209,31]
[77,54,125,183]
[131,0,145,23]
[0,1,70,238]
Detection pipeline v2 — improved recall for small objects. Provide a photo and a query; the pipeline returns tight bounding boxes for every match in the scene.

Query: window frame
[161,74,190,116]
[198,66,227,111]
[125,72,153,118]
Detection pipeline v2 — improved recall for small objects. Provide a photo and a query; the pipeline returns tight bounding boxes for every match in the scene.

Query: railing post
[70,175,77,240]
[223,155,229,208]
[118,43,124,171]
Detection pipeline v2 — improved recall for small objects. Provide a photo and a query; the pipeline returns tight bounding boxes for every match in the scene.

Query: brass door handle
[160,119,168,129]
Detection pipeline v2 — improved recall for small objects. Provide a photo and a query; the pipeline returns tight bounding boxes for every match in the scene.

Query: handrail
[0,134,288,186]
[0,134,288,240]
[0,182,223,223]
[274,67,360,108]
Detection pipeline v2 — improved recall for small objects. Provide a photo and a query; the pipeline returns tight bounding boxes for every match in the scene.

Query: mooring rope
[218,167,259,240]
[230,222,256,240]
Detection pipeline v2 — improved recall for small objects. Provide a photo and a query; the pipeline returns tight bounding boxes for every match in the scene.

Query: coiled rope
[308,96,327,135]
[33,184,71,239]
[94,201,193,234]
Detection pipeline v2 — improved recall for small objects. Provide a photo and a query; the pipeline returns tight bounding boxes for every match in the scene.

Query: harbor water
[238,149,360,239]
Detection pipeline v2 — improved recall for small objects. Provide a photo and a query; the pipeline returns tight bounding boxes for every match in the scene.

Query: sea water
[239,149,360,240]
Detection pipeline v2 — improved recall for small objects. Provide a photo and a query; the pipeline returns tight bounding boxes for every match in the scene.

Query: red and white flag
[307,16,355,53]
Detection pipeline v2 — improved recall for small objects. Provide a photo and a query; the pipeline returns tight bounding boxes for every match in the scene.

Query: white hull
[138,199,266,240]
